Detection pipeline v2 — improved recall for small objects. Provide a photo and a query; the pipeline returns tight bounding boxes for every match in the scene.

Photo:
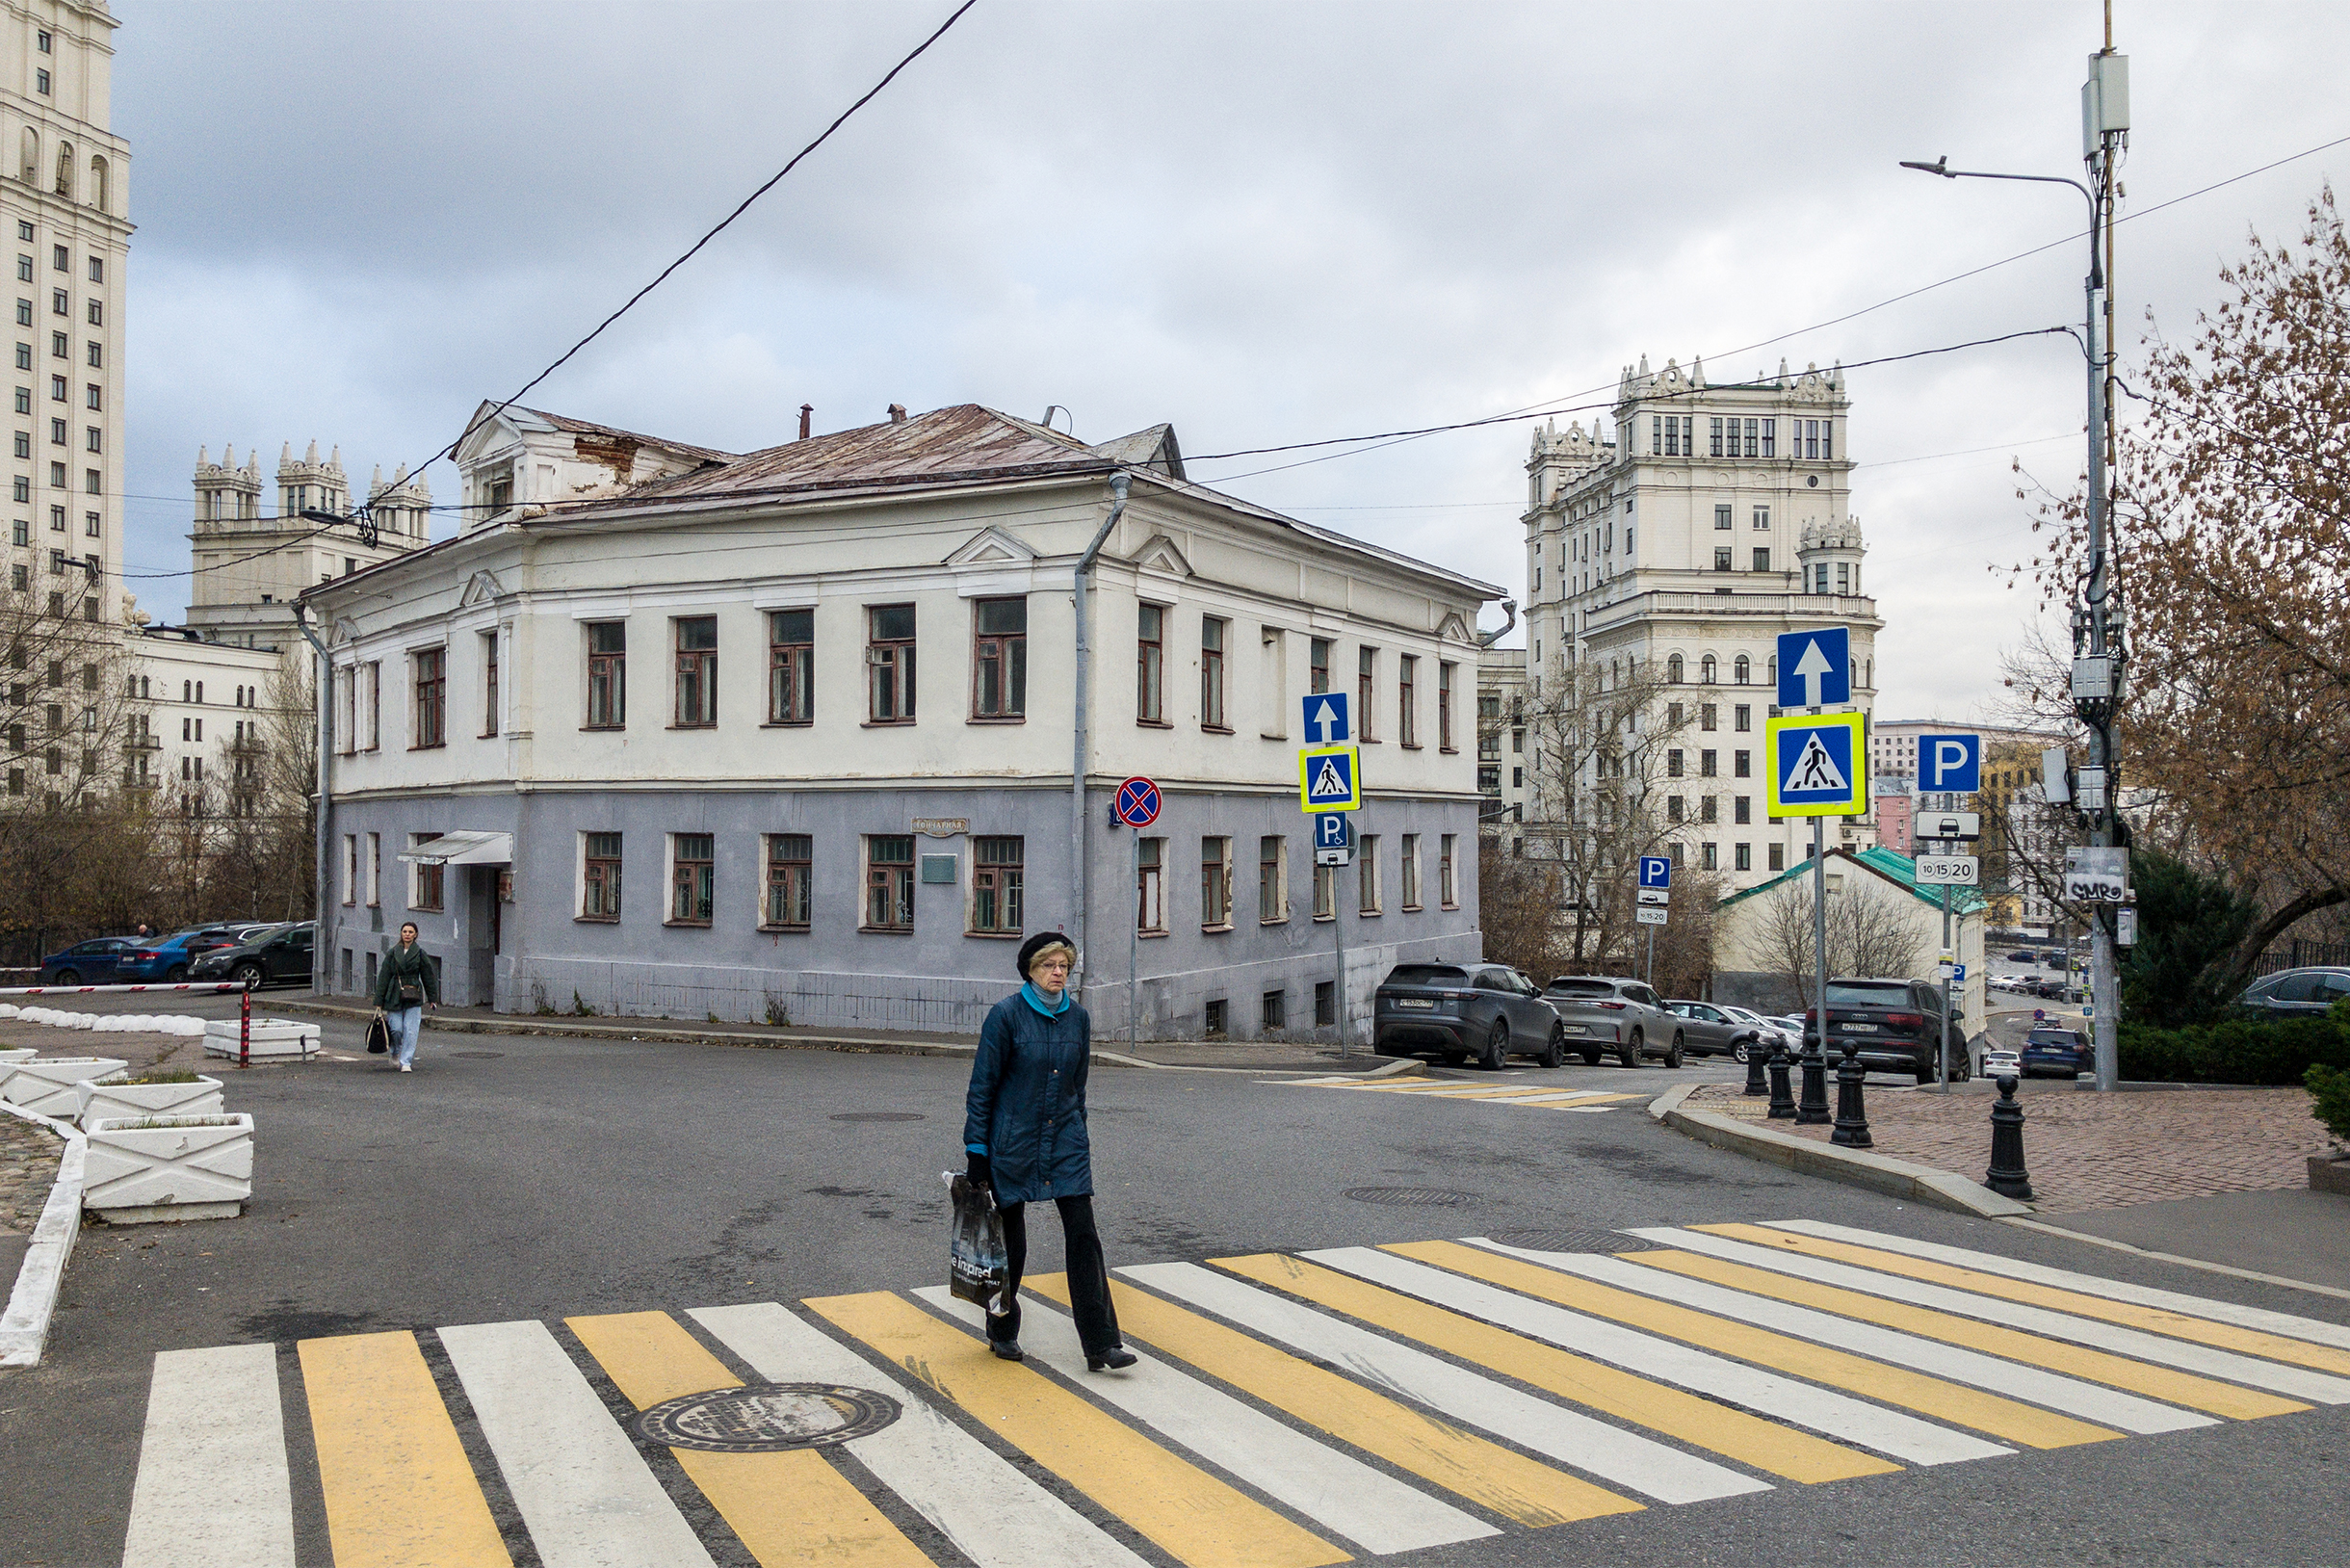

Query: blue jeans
[387,1005,423,1067]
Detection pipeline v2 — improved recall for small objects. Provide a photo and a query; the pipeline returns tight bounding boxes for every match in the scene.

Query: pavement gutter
[1647,1081,2034,1219]
[0,1101,86,1370]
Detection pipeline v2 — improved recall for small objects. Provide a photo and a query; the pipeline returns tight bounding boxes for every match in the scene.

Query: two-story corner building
[300,403,1501,1041]
[1492,355,1885,892]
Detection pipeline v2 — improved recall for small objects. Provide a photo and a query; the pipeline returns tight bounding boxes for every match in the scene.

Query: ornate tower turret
[277,439,348,517]
[1798,512,1867,598]
[193,443,262,526]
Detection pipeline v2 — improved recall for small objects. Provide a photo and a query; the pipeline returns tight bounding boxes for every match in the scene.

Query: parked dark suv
[2021,1026,2091,1078]
[1806,977,1970,1083]
[2236,967,2350,1020]
[1373,962,1568,1070]
[188,922,315,990]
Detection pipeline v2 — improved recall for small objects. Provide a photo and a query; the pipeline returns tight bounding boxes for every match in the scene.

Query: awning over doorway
[395,830,513,866]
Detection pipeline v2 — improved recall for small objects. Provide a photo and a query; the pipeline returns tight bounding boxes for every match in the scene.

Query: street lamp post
[1901,46,2129,1092]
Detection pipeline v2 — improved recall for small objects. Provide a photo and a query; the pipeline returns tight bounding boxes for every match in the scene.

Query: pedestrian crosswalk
[119,1221,2350,1568]
[1272,1075,1642,1111]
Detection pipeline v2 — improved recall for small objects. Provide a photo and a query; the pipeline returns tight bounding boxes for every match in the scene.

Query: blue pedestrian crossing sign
[1764,711,1867,816]
[1776,626,1850,709]
[1638,855,1672,890]
[1301,692,1351,745]
[1298,744,1362,811]
[1918,732,1982,793]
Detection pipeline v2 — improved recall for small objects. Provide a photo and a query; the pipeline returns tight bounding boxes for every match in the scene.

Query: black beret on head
[1017,931,1077,979]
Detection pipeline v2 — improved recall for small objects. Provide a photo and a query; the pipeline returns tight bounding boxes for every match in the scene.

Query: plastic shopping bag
[945,1171,1012,1317]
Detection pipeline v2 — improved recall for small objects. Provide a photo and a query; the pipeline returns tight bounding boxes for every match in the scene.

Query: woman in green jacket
[373,922,439,1073]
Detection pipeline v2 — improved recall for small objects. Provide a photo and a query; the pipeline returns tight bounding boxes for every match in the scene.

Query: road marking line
[690,1301,1149,1568]
[1330,1081,1533,1095]
[918,1282,1494,1555]
[1288,1247,1891,1483]
[1703,1225,2350,1379]
[297,1331,511,1568]
[1148,1256,1754,1506]
[1541,1244,2200,1435]
[1461,1241,2118,1450]
[1624,1241,2303,1422]
[567,1310,930,1568]
[1380,1241,2000,1466]
[123,1343,298,1568]
[438,1319,716,1568]
[1646,1229,2350,1404]
[1768,1220,2350,1350]
[1033,1274,1626,1527]
[808,1290,1347,1568]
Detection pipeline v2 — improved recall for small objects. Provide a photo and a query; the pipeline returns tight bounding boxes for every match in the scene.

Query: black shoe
[988,1339,1024,1362]
[1086,1346,1137,1372]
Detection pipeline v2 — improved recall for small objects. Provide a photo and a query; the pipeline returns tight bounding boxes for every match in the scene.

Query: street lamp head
[1899,156,1953,177]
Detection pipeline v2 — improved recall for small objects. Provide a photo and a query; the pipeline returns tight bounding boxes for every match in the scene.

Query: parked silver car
[1720,1006,1798,1059]
[1541,976,1683,1068]
[1665,1001,1763,1060]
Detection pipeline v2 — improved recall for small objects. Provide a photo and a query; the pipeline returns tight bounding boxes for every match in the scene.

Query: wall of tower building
[187,442,431,650]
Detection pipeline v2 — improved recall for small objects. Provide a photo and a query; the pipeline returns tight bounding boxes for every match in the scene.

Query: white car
[1982,1048,2024,1081]
[1719,1006,1798,1060]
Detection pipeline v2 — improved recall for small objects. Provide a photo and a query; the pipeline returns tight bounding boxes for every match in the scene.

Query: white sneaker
[399,1063,412,1073]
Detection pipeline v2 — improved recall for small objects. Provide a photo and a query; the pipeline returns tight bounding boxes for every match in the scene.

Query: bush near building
[2118,1009,2349,1086]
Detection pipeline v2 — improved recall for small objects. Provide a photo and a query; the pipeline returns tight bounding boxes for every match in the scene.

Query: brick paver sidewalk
[1684,1080,2336,1212]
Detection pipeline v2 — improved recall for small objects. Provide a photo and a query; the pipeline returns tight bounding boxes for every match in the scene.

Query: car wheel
[1479,1018,1509,1072]
[1539,1024,1565,1070]
[1733,1039,1750,1064]
[232,962,267,990]
[1665,1032,1684,1069]
[1620,1029,1641,1068]
[53,968,78,985]
[165,963,189,983]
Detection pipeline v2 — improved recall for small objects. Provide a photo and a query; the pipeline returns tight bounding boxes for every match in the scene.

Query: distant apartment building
[301,403,1501,1040]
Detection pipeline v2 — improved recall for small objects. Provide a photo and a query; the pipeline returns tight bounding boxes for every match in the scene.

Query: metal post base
[1986,1075,2035,1199]
[1795,1034,1832,1125]
[1831,1040,1872,1147]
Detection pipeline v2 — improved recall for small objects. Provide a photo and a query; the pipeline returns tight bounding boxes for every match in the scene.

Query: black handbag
[365,1014,391,1055]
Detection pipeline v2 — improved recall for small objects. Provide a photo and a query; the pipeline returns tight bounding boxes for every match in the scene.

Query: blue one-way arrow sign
[1301,691,1351,745]
[1777,626,1850,709]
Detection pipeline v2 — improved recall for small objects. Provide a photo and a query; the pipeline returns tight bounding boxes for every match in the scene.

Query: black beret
[1016,931,1077,979]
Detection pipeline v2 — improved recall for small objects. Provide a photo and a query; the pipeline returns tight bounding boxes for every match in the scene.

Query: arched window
[88,156,107,212]
[181,680,191,702]
[1700,654,1717,684]
[19,128,37,186]
[1666,653,1684,684]
[1849,659,1858,692]
[1865,659,1872,689]
[1766,654,1778,686]
[53,142,71,199]
[1734,654,1750,685]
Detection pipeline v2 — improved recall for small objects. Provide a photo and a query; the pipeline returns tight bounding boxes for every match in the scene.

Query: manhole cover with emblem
[635,1384,900,1451]
[830,1111,926,1123]
[1343,1187,1482,1208]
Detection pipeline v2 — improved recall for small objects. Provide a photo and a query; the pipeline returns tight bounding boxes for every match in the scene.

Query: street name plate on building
[911,818,968,838]
[1635,905,1670,926]
[1915,854,1979,886]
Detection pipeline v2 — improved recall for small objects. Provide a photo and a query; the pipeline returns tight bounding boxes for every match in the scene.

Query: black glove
[965,1151,991,1189]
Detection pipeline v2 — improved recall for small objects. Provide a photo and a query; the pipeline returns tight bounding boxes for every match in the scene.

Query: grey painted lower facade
[319,783,1484,1043]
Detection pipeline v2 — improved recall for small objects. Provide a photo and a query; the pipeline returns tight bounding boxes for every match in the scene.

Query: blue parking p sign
[1314,813,1353,850]
[1918,732,1982,794]
[1638,856,1672,890]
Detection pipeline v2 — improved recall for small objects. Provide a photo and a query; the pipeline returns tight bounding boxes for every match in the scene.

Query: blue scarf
[1020,981,1071,1019]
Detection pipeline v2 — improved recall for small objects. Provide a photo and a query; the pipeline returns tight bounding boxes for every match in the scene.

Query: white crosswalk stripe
[121,1343,298,1568]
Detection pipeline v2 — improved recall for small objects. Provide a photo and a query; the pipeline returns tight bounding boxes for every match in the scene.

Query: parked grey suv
[1542,977,1682,1068]
[1374,962,1569,1070]
[1666,1000,1765,1061]
[2236,967,2350,1020]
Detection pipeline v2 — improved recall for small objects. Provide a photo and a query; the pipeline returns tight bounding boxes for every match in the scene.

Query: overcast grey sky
[114,1,2346,721]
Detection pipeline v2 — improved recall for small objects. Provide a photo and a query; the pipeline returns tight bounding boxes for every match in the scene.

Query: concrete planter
[2311,1156,2350,1196]
[201,1018,319,1061]
[74,1074,226,1127]
[83,1112,254,1224]
[0,1058,130,1118]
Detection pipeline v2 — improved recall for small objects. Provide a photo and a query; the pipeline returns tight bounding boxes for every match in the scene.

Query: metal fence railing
[2252,940,2350,978]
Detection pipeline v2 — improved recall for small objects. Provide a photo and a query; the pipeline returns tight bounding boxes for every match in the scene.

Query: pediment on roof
[453,404,531,465]
[330,616,361,647]
[945,526,1038,567]
[1131,533,1193,580]
[458,568,506,607]
[1437,611,1473,643]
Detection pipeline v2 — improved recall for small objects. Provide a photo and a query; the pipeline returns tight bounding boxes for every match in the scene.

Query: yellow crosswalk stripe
[807,1290,1349,1568]
[1390,1241,2124,1450]
[567,1310,931,1568]
[297,1331,511,1568]
[1629,1249,2310,1423]
[1701,1225,2350,1377]
[1027,1273,1636,1529]
[1214,1252,1894,1484]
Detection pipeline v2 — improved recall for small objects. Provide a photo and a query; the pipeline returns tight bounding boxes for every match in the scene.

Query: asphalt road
[3,991,2344,1567]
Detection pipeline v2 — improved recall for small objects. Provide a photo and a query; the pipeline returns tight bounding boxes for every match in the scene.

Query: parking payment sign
[1765,712,1867,816]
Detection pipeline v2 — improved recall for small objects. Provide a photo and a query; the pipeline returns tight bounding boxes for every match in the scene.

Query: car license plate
[1561,1025,1586,1034]
[1841,1023,1877,1032]
[1397,998,1435,1009]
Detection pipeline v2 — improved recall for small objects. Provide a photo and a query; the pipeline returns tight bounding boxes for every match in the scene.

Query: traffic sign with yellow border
[1298,744,1362,811]
[1764,711,1868,817]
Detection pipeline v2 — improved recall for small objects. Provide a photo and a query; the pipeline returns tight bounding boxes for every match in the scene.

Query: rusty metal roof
[512,406,739,465]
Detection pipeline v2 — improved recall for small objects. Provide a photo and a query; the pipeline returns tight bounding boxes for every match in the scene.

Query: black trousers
[995,1194,1122,1355]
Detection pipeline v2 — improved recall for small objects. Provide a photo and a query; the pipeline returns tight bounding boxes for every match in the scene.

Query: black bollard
[1985,1075,2034,1199]
[1766,1039,1797,1119]
[1795,1025,1832,1124]
[1831,1039,1872,1147]
[1742,1033,1770,1097]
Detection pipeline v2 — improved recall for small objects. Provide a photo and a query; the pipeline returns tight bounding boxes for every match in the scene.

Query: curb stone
[0,1102,85,1370]
[1648,1081,2035,1219]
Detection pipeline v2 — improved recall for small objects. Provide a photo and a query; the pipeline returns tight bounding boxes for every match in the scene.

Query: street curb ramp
[0,1101,86,1370]
[1647,1082,2034,1219]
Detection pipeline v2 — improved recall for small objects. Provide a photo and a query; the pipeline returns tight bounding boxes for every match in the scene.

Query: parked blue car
[2021,1026,2091,1078]
[39,936,135,985]
[111,929,220,983]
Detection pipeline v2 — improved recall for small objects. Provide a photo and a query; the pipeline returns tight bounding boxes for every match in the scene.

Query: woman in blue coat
[963,931,1136,1371]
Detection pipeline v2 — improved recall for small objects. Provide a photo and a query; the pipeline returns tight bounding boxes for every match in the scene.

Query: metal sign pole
[1645,922,1655,986]
[1334,860,1348,1052]
[1812,817,1828,1033]
[1129,827,1140,1052]
[1939,880,1953,1093]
